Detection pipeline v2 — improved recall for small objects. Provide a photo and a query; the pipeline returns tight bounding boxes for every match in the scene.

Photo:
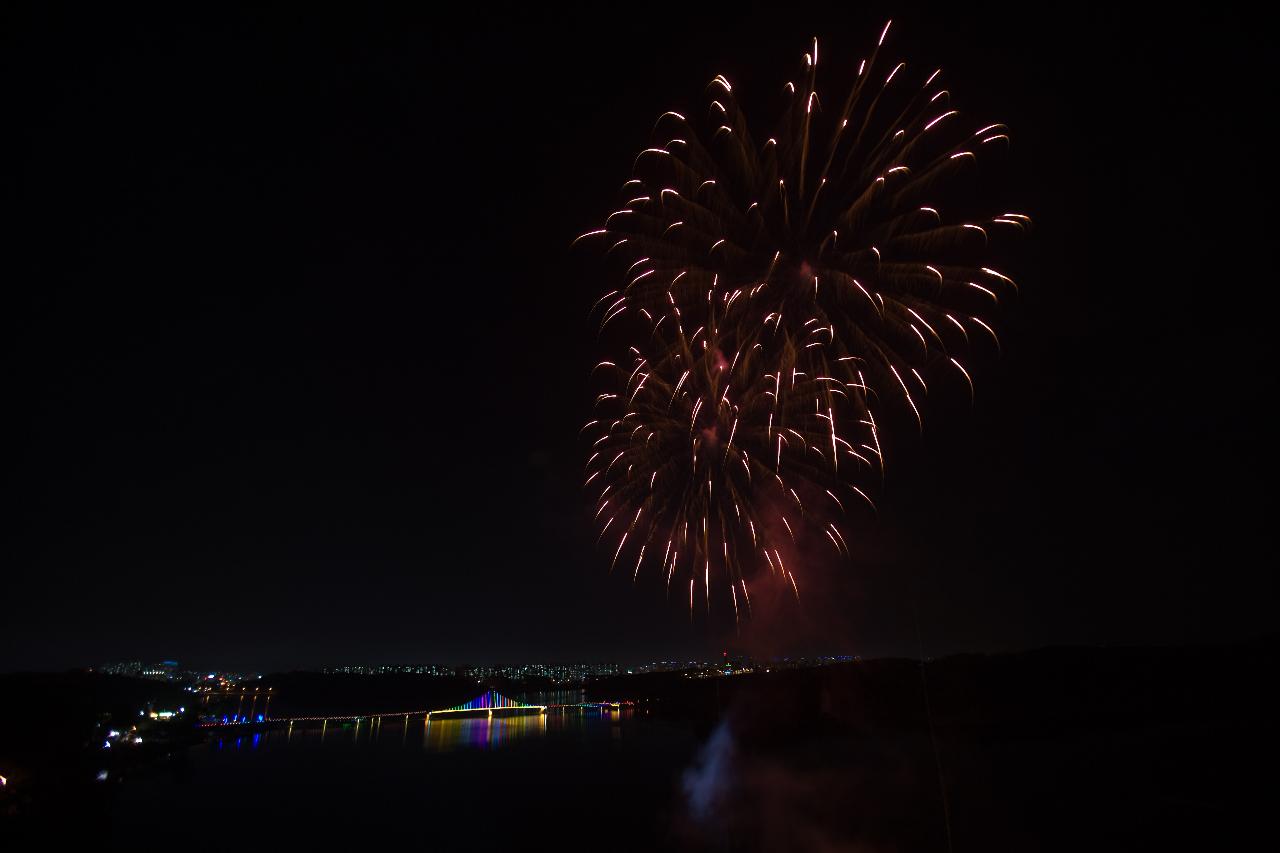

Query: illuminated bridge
[198,692,626,729]
[427,689,546,719]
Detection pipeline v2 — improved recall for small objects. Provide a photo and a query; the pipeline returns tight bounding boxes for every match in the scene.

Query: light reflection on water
[425,714,546,750]
[214,707,632,754]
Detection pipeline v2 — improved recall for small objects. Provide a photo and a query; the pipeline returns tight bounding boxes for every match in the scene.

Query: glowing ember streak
[577,21,1026,622]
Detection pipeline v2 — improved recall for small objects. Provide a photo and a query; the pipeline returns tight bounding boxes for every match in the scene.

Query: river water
[107,708,700,848]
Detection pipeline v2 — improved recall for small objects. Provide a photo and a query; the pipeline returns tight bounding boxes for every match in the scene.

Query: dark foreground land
[1,640,1272,851]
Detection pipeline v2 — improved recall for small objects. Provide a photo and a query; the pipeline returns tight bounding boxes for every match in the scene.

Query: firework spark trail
[579,22,1026,622]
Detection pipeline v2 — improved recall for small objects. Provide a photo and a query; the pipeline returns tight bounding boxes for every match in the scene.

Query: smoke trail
[681,717,737,822]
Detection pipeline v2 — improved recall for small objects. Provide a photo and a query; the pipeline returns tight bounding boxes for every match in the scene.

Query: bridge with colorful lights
[199,689,625,729]
[426,689,544,719]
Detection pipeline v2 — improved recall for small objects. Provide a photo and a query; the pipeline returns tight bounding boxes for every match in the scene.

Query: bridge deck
[198,696,628,728]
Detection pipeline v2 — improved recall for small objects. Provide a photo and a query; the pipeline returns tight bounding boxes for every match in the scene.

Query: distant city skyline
[91,653,860,680]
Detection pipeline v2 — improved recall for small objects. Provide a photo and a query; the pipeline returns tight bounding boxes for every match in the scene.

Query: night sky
[7,5,1272,671]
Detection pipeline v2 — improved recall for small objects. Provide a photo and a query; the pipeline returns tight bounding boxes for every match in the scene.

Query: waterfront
[4,646,1272,850]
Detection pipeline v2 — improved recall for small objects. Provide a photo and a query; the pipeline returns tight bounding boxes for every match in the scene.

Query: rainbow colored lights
[427,689,547,718]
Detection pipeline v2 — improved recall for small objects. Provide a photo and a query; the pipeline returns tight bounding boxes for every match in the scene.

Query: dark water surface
[109,710,699,848]
[11,649,1270,851]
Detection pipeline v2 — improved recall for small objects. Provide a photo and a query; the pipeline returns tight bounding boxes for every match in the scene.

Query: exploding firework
[583,325,874,621]
[579,21,1027,620]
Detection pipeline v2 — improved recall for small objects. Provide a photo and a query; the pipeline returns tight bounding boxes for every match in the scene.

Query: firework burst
[580,21,1027,621]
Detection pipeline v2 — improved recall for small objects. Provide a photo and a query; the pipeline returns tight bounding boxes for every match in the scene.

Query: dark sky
[6,4,1272,671]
